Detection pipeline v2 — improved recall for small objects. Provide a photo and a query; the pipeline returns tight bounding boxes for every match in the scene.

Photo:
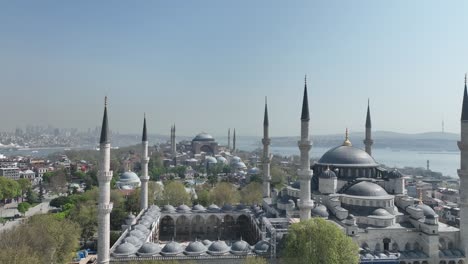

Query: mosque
[94,76,468,264]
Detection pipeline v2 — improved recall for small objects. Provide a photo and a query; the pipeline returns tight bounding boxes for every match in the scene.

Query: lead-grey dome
[372,208,391,216]
[318,146,378,166]
[177,204,191,213]
[113,242,137,256]
[120,171,141,182]
[192,204,206,212]
[311,204,329,218]
[193,133,215,142]
[221,204,234,212]
[207,203,220,212]
[133,224,150,234]
[344,181,388,196]
[202,239,212,246]
[319,168,337,179]
[162,204,176,213]
[161,241,183,256]
[415,204,437,217]
[124,235,143,247]
[387,169,403,179]
[208,240,230,255]
[184,241,207,256]
[230,239,251,255]
[254,240,270,254]
[129,229,146,240]
[137,242,161,256]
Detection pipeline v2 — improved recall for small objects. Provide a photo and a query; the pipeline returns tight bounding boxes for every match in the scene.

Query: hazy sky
[1,1,467,137]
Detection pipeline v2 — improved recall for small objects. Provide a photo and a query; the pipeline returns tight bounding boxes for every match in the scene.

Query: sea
[1,141,460,178]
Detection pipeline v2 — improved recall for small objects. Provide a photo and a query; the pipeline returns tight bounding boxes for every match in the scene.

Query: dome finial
[342,128,352,146]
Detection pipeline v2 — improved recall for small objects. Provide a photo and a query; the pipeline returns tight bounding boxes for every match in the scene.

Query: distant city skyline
[0,1,467,136]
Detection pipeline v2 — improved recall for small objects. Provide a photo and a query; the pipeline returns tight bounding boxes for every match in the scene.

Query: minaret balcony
[363,139,374,145]
[298,169,313,180]
[98,171,113,182]
[262,138,271,145]
[140,176,150,181]
[142,157,150,163]
[98,203,113,214]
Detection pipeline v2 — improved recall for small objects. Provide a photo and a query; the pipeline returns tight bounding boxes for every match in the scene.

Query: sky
[0,0,467,137]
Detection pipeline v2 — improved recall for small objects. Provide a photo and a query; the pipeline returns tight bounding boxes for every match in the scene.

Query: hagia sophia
[94,77,468,264]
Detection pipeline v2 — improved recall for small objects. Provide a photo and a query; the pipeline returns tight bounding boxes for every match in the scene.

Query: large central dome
[193,132,215,142]
[317,145,378,166]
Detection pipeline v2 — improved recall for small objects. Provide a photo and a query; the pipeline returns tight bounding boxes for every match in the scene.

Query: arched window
[405,242,411,251]
[375,243,381,252]
[439,238,446,250]
[383,238,391,251]
[414,241,420,251]
[392,242,399,252]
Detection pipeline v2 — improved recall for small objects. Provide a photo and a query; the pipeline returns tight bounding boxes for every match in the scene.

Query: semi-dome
[113,242,137,256]
[161,241,183,256]
[137,242,161,256]
[311,204,329,218]
[387,169,404,179]
[318,145,378,166]
[415,204,437,217]
[344,181,388,196]
[230,239,251,255]
[162,204,176,213]
[184,241,207,256]
[372,208,391,216]
[208,240,230,255]
[319,167,337,179]
[120,171,141,182]
[193,133,215,142]
[177,204,191,213]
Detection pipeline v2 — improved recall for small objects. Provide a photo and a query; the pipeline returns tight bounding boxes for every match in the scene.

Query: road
[0,193,57,231]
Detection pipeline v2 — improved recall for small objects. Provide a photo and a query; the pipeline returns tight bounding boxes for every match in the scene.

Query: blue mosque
[94,76,468,264]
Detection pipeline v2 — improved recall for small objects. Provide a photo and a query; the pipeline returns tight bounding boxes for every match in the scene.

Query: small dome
[133,224,149,233]
[217,156,228,164]
[193,133,215,142]
[319,167,337,179]
[311,204,329,218]
[202,240,212,246]
[141,215,155,223]
[344,181,388,197]
[177,204,191,213]
[138,219,152,228]
[254,240,270,254]
[372,208,391,216]
[124,236,143,247]
[120,171,141,182]
[236,204,248,211]
[291,181,300,189]
[318,145,378,166]
[208,240,230,255]
[161,241,183,256]
[205,156,218,164]
[162,204,176,213]
[184,241,207,256]
[230,239,251,255]
[230,156,242,164]
[221,204,234,212]
[137,242,161,256]
[248,167,260,175]
[387,169,403,179]
[192,204,206,212]
[207,204,220,212]
[114,242,137,256]
[148,205,161,212]
[129,229,146,240]
[232,162,247,169]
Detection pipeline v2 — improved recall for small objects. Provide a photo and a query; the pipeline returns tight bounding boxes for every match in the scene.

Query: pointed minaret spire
[301,75,310,121]
[99,96,109,144]
[228,128,231,150]
[262,96,271,198]
[366,99,371,128]
[264,97,269,126]
[233,129,236,153]
[462,73,468,121]
[364,99,374,155]
[142,114,147,142]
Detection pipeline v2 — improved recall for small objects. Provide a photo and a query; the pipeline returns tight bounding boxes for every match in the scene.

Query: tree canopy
[160,181,191,206]
[240,182,263,205]
[283,218,359,264]
[211,182,240,205]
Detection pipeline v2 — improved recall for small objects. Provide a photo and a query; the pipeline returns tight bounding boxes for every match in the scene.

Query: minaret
[458,73,468,256]
[298,76,313,221]
[262,97,271,198]
[171,124,176,157]
[97,97,113,264]
[140,114,150,210]
[228,128,231,151]
[233,129,236,154]
[363,99,373,155]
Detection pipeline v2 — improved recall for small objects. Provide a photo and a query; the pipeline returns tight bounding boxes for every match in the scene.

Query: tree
[0,177,20,201]
[38,180,45,201]
[161,181,191,206]
[240,182,262,205]
[17,202,31,216]
[283,218,359,264]
[68,200,97,240]
[211,182,239,205]
[125,188,141,214]
[271,165,287,189]
[26,188,40,204]
[148,181,164,204]
[17,178,32,202]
